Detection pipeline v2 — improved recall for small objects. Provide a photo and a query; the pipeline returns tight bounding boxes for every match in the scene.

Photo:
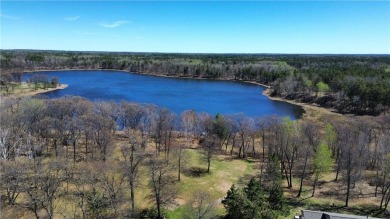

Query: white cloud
[98,20,127,28]
[0,13,20,20]
[75,31,94,35]
[64,16,80,21]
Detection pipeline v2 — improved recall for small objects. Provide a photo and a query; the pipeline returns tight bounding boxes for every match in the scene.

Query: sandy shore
[261,88,343,121]
[0,84,69,100]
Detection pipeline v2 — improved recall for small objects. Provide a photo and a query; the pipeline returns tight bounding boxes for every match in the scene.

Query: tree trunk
[380,184,390,209]
[375,168,379,197]
[252,137,255,156]
[312,179,317,197]
[33,203,40,219]
[382,171,387,195]
[168,130,172,157]
[129,141,136,212]
[281,161,290,188]
[242,135,246,158]
[85,133,88,160]
[345,172,351,207]
[230,136,236,156]
[207,155,211,173]
[262,132,265,162]
[130,180,135,212]
[384,191,390,210]
[73,140,76,162]
[54,139,58,157]
[34,211,40,219]
[178,154,181,181]
[334,149,341,181]
[335,158,341,181]
[297,155,308,197]
[156,196,161,219]
[288,163,293,189]
[49,204,54,219]
[102,146,106,162]
[207,145,211,173]
[6,188,19,205]
[225,133,231,152]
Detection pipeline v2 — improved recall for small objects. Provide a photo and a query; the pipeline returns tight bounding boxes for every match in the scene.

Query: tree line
[1,96,390,218]
[1,50,389,115]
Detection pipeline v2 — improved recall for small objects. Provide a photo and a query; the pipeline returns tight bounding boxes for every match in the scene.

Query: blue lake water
[24,70,304,119]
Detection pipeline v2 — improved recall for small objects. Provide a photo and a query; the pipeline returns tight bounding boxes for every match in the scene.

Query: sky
[0,1,389,54]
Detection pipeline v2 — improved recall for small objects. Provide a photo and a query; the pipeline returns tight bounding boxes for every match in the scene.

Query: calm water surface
[24,70,303,119]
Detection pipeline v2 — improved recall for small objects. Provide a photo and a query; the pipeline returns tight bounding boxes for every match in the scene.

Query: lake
[24,70,304,119]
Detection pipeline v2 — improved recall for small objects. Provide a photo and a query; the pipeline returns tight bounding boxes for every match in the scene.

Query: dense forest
[1,50,389,115]
[1,96,390,218]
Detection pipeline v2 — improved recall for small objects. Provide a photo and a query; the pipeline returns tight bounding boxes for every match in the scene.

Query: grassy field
[168,149,258,218]
[0,82,32,95]
[0,82,67,100]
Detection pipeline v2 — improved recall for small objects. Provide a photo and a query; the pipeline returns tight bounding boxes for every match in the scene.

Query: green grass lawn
[0,82,53,95]
[166,148,258,219]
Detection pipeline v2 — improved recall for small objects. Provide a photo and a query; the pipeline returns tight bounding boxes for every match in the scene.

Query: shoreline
[0,84,69,100]
[22,68,130,74]
[261,88,342,121]
[13,68,340,119]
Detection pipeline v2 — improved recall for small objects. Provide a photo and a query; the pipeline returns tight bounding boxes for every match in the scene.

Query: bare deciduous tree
[148,155,177,219]
[121,129,146,213]
[188,190,216,219]
[23,159,68,219]
[0,160,27,205]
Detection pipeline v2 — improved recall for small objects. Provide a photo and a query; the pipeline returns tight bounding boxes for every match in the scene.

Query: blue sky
[1,1,389,54]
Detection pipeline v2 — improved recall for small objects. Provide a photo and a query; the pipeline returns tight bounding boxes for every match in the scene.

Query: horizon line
[1,48,389,56]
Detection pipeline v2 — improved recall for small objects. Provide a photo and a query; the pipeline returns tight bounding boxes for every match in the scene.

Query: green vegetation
[312,143,333,197]
[222,159,288,219]
[315,81,329,95]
